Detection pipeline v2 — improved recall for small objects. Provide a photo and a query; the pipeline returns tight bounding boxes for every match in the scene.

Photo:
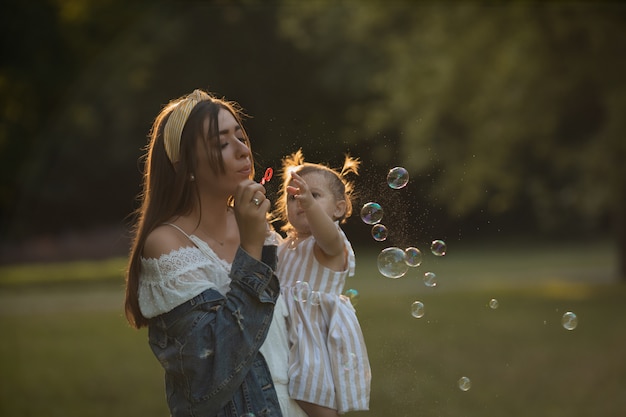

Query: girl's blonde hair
[274,149,360,234]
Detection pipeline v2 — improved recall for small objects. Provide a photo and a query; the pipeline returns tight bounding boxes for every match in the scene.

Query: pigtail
[281,149,305,174]
[340,154,360,178]
[275,149,306,233]
[338,154,360,220]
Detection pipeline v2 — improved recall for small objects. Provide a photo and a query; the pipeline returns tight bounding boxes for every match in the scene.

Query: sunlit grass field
[1,239,624,417]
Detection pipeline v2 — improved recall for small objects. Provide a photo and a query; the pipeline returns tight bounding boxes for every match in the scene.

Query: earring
[190,173,195,181]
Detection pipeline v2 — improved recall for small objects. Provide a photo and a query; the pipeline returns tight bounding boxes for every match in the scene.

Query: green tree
[0,0,148,236]
[277,1,626,278]
[0,1,348,249]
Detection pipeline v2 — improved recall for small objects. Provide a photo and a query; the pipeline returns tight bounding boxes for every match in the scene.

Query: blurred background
[2,2,626,416]
[1,0,624,277]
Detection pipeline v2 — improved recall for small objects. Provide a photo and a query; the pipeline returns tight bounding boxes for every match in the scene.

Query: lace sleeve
[139,246,231,318]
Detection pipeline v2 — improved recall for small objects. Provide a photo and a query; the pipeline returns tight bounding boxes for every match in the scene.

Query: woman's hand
[233,179,270,260]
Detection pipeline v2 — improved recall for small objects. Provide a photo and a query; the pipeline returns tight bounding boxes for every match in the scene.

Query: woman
[124,89,300,416]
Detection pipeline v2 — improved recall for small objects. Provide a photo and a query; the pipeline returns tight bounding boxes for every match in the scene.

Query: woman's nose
[236,138,251,158]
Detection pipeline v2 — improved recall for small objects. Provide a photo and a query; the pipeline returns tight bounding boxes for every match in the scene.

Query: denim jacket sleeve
[148,246,280,417]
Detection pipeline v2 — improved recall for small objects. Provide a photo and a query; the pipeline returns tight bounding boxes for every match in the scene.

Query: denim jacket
[148,246,283,417]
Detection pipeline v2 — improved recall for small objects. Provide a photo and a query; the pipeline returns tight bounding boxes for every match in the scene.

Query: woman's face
[195,108,252,195]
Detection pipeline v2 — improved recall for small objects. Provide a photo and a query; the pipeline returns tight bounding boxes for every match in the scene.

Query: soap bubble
[411,301,425,318]
[387,167,410,189]
[431,240,447,256]
[291,281,311,303]
[423,272,437,287]
[310,291,321,306]
[344,288,359,307]
[360,202,384,225]
[561,311,578,330]
[489,298,499,309]
[342,352,357,371]
[371,224,388,241]
[458,376,471,391]
[404,247,422,267]
[377,247,409,278]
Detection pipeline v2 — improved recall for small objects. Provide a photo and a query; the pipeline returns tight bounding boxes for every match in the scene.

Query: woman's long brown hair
[124,93,253,329]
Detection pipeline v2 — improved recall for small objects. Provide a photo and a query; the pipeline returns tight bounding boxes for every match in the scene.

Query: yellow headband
[163,89,211,163]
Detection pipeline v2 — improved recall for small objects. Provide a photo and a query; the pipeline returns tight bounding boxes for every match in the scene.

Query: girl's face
[195,108,252,195]
[286,171,345,235]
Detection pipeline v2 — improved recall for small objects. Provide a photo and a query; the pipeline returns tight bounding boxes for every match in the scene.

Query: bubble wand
[260,167,273,185]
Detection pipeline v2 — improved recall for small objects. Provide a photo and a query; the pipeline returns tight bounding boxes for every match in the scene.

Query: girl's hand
[287,172,315,210]
[233,179,270,259]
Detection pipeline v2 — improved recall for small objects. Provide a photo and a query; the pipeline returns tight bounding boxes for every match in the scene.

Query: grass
[356,287,626,417]
[0,310,167,416]
[0,257,127,286]
[1,238,624,416]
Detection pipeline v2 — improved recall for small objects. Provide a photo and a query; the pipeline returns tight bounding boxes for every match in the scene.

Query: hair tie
[163,89,211,163]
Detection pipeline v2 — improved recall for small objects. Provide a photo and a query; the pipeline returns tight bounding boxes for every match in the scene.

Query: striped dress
[277,228,371,413]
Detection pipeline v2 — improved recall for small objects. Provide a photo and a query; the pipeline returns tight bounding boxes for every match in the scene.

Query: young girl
[274,150,371,416]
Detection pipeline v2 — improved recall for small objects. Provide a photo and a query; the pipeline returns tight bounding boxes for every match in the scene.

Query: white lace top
[138,233,232,318]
